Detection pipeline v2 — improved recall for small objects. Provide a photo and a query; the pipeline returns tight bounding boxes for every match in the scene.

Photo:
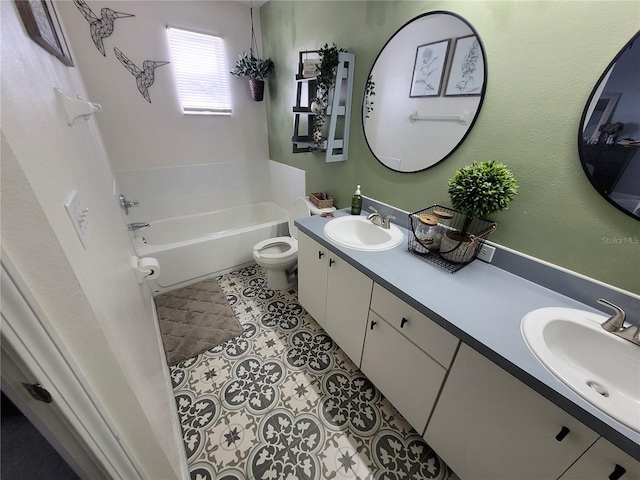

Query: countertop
[296,211,640,460]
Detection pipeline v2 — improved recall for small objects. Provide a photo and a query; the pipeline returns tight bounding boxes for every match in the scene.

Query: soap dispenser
[351,185,362,215]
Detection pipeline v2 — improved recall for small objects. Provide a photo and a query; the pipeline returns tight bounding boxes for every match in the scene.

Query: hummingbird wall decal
[73,0,134,56]
[114,47,169,103]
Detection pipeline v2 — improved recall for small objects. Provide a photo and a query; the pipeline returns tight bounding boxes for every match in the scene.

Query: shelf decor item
[408,205,496,272]
[230,5,273,101]
[312,43,346,144]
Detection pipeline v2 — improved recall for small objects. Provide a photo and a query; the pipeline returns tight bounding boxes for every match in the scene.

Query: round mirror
[363,11,487,173]
[579,31,640,220]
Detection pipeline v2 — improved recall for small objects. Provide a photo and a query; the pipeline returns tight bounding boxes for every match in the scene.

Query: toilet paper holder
[132,256,160,284]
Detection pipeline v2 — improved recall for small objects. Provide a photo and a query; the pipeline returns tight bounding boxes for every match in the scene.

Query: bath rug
[155,279,243,365]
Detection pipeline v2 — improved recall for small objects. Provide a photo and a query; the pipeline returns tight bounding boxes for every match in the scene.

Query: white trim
[1,249,144,480]
[149,296,190,480]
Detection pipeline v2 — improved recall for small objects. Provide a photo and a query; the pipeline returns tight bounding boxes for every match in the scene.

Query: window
[167,27,231,115]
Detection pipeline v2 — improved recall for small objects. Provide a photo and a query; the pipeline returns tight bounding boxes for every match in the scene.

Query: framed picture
[14,0,74,66]
[409,39,450,97]
[445,35,484,96]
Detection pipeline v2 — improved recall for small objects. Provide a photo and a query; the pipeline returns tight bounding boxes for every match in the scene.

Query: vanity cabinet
[297,232,373,366]
[361,284,459,434]
[559,437,640,480]
[425,343,600,479]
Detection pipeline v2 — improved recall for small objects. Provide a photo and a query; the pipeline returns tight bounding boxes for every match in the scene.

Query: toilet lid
[288,197,311,240]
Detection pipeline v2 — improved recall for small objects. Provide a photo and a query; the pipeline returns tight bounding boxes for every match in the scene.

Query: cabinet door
[559,437,640,480]
[297,233,328,326]
[425,343,599,480]
[324,255,373,367]
[361,311,447,434]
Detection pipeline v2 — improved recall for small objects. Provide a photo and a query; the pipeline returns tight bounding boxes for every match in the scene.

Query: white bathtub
[133,202,289,293]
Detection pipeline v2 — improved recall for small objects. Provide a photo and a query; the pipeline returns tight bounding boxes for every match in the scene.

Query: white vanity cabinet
[559,437,640,480]
[425,343,600,480]
[297,232,373,366]
[361,284,459,434]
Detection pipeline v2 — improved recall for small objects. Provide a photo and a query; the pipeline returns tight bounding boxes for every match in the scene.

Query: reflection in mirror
[579,31,640,220]
[363,12,487,173]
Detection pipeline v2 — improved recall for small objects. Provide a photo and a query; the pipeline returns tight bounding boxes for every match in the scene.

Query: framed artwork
[409,39,450,97]
[445,35,484,96]
[14,0,74,66]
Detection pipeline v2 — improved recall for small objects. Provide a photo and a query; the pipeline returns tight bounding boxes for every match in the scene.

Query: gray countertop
[296,211,640,460]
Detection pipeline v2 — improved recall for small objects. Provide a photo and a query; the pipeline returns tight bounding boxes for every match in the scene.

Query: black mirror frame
[577,30,640,221]
[362,10,488,174]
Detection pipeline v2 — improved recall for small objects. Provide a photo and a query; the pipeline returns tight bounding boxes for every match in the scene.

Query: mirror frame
[578,30,640,221]
[362,11,488,174]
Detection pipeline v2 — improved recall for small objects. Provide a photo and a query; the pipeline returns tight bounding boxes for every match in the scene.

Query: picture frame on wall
[445,35,484,96]
[409,39,450,97]
[14,0,74,67]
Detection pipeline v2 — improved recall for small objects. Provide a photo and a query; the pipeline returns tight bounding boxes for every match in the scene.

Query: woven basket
[309,192,333,209]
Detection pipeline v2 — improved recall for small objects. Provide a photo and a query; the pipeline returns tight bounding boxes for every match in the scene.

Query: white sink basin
[521,307,640,433]
[323,216,404,251]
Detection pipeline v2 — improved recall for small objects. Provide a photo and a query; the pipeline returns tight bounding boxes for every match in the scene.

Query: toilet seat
[253,236,298,260]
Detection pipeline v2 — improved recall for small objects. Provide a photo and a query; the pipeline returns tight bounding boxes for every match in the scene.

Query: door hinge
[22,383,53,403]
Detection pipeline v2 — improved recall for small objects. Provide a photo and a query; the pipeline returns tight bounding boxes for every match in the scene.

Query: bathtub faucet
[127,222,149,231]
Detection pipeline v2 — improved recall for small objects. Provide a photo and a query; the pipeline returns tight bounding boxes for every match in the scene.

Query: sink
[323,216,404,251]
[521,307,640,433]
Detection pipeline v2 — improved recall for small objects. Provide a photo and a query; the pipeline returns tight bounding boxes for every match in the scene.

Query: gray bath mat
[155,279,243,365]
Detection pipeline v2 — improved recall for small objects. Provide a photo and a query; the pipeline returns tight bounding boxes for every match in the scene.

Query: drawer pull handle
[609,464,626,480]
[370,320,377,330]
[400,317,409,328]
[329,258,335,267]
[555,426,570,441]
[318,251,324,259]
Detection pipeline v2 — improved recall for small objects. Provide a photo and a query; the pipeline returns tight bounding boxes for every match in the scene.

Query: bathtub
[133,202,289,293]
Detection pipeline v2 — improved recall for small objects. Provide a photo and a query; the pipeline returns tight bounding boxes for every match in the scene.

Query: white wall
[0,2,183,477]
[56,0,270,172]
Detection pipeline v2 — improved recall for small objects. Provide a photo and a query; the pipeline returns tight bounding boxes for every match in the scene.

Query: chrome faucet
[119,194,139,215]
[367,207,396,229]
[598,299,640,346]
[127,222,149,231]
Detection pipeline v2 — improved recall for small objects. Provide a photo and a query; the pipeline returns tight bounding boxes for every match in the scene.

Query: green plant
[312,43,346,145]
[230,51,274,81]
[364,74,376,119]
[448,161,518,226]
[602,122,624,135]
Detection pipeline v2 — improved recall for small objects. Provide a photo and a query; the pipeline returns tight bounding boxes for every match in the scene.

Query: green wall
[261,1,640,294]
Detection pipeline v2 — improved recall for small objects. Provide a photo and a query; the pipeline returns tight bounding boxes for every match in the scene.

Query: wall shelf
[291,50,355,162]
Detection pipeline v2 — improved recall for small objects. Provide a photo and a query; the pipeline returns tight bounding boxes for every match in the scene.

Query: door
[297,233,329,326]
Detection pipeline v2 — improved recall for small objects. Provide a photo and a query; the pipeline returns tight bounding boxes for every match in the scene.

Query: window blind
[167,27,231,115]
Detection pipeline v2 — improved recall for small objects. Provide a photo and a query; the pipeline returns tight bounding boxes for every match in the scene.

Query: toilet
[253,197,333,290]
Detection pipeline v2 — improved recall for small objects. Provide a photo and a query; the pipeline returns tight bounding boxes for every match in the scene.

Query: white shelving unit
[292,51,355,162]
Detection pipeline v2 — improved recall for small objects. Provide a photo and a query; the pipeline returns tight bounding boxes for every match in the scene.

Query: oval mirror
[579,31,640,220]
[363,11,487,173]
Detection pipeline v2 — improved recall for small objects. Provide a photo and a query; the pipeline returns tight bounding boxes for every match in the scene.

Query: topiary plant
[448,161,518,231]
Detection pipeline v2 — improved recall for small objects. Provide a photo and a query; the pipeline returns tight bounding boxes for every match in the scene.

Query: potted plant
[601,122,624,145]
[230,51,274,101]
[311,43,346,145]
[230,6,274,102]
[441,161,518,263]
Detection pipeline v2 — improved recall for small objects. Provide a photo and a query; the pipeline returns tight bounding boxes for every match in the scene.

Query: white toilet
[253,197,331,290]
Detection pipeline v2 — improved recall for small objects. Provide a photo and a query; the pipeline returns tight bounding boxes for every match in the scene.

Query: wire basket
[408,205,496,273]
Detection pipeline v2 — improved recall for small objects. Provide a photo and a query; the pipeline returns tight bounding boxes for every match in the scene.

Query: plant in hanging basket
[312,43,346,145]
[230,51,274,81]
[442,161,518,262]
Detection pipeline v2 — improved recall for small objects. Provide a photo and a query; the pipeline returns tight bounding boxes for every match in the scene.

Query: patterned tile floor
[170,265,459,480]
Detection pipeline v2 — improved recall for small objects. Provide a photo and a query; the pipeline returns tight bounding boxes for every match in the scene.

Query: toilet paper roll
[133,256,160,283]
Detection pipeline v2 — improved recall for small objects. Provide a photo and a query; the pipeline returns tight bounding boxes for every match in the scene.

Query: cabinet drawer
[370,283,458,368]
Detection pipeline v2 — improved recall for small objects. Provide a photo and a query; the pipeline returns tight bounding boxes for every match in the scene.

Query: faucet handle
[598,299,626,332]
[369,206,378,214]
[383,215,396,229]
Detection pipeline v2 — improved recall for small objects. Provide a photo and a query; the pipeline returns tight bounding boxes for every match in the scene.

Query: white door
[1,256,143,480]
[297,233,329,326]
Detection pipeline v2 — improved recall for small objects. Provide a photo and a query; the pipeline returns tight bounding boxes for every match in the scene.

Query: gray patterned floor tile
[170,265,457,480]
